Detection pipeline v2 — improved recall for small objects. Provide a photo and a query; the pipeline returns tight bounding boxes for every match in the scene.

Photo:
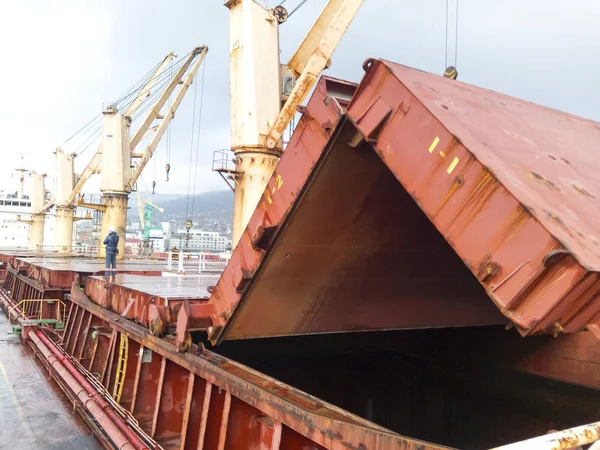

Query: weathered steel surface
[65,283,450,450]
[17,257,163,289]
[346,59,600,336]
[0,251,34,269]
[84,274,219,338]
[207,76,363,342]
[87,274,219,301]
[204,60,600,342]
[205,73,505,342]
[3,265,66,303]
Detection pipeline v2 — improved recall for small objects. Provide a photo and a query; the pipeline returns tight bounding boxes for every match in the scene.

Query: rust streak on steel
[346,59,600,337]
[69,282,450,450]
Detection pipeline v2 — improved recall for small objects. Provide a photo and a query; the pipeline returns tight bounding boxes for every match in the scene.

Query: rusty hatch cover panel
[346,59,600,337]
[207,62,600,343]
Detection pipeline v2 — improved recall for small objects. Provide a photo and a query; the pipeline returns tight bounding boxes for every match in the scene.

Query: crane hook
[152,180,156,195]
[165,164,171,182]
[443,65,458,80]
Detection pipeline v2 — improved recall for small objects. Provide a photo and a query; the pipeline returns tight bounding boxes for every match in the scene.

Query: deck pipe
[33,331,149,450]
[0,290,24,321]
[28,331,135,450]
[491,422,600,450]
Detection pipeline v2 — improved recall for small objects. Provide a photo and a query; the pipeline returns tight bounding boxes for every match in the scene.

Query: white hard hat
[108,226,115,233]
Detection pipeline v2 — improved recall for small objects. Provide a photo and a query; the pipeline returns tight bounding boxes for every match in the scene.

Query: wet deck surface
[18,257,199,273]
[90,273,221,300]
[0,314,100,449]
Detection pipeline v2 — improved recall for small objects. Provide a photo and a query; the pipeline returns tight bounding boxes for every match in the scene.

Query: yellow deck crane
[36,46,208,257]
[216,0,365,247]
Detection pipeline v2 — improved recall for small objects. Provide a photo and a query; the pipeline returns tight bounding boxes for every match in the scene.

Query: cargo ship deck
[1,58,600,449]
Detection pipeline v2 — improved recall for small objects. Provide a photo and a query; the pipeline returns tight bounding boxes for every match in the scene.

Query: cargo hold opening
[217,326,600,450]
[210,120,600,449]
[223,120,505,340]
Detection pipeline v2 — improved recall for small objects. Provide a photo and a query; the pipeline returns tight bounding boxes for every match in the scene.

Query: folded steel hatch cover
[207,61,600,343]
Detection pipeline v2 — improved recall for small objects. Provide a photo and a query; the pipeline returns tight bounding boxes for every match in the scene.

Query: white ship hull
[0,200,56,250]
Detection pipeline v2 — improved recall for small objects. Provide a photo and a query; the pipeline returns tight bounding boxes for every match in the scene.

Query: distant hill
[129,190,233,221]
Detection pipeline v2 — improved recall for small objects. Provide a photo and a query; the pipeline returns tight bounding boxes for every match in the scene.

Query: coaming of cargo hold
[203,59,600,343]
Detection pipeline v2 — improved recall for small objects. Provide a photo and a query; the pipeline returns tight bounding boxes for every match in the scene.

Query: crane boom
[39,51,179,215]
[66,147,102,207]
[265,0,364,149]
[128,46,208,191]
[129,46,207,154]
[125,52,177,117]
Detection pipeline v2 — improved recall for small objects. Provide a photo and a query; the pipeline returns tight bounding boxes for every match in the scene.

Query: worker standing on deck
[103,226,119,277]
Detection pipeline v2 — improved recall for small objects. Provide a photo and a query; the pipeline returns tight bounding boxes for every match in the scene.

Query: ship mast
[14,154,28,200]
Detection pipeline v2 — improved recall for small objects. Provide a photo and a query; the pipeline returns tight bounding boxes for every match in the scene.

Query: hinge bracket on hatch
[355,96,392,144]
[251,225,278,252]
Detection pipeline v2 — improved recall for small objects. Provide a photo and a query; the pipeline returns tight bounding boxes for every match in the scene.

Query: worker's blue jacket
[103,231,119,255]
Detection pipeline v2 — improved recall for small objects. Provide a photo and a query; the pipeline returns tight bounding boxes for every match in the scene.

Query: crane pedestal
[98,193,127,260]
[232,149,281,247]
[29,214,45,251]
[55,206,74,254]
[29,171,47,251]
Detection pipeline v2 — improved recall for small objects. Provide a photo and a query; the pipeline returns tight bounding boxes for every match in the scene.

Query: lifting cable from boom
[127,46,208,193]
[443,0,459,80]
[58,58,168,159]
[183,58,207,248]
[166,57,173,182]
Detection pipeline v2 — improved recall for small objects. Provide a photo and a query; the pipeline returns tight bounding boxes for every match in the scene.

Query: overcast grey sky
[1,0,598,195]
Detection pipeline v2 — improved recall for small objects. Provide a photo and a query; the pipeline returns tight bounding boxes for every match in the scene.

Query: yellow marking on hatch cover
[440,150,446,158]
[271,174,284,194]
[428,137,440,153]
[447,157,459,174]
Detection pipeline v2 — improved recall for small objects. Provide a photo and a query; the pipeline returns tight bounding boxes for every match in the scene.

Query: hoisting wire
[444,0,449,69]
[114,51,192,114]
[184,70,200,248]
[287,0,309,19]
[454,0,459,69]
[153,145,157,195]
[166,58,173,182]
[56,52,188,158]
[60,114,101,148]
[190,60,207,223]
[443,0,459,80]
[112,58,163,107]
